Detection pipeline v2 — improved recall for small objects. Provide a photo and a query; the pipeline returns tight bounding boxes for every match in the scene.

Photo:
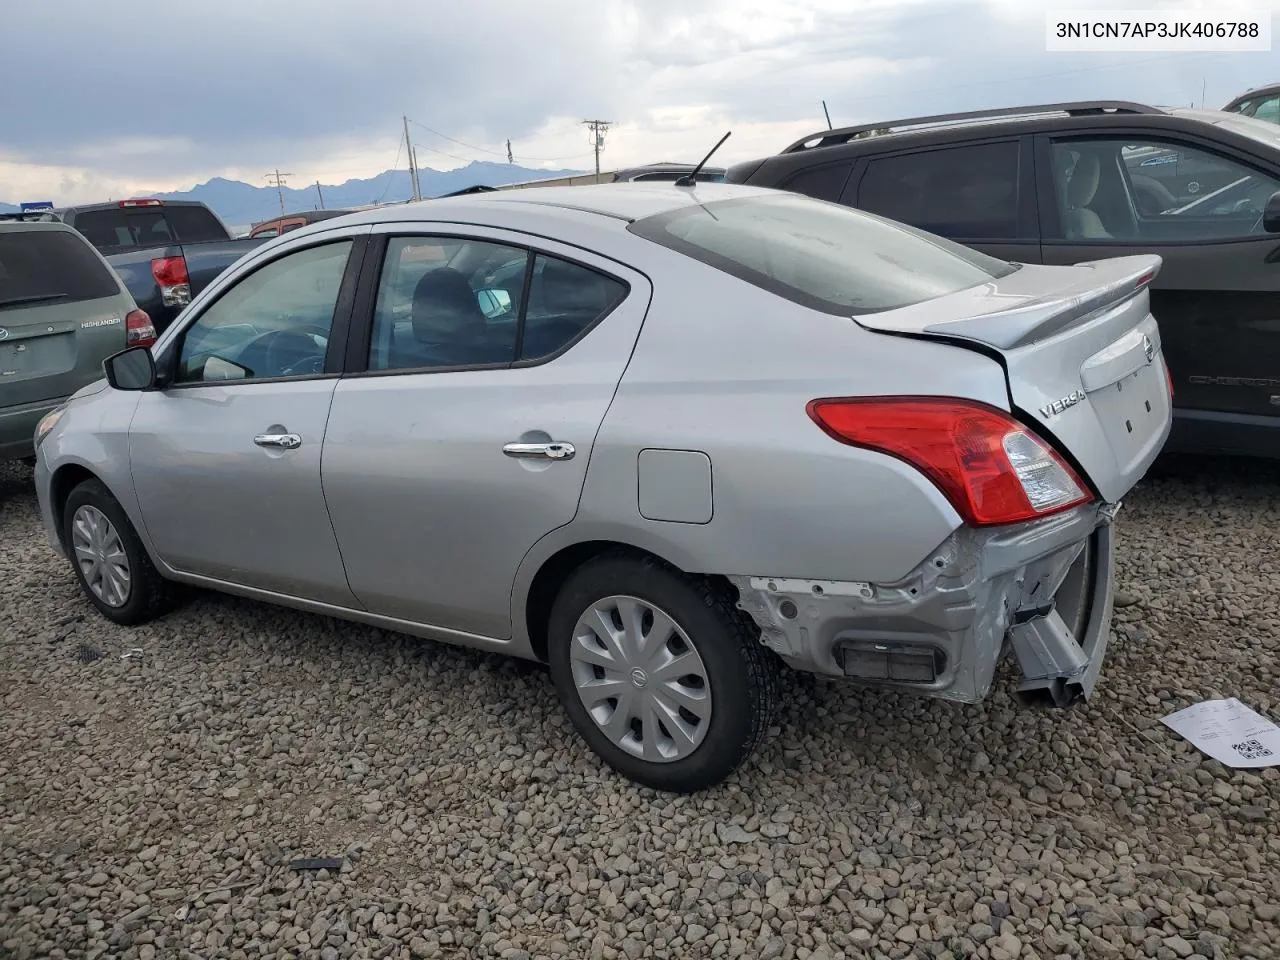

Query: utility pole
[412,147,423,201]
[403,116,421,201]
[314,181,325,210]
[265,169,292,217]
[506,139,513,164]
[582,119,612,183]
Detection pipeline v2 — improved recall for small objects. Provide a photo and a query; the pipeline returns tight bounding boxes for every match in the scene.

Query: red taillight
[150,255,188,286]
[150,255,191,308]
[1135,270,1156,288]
[807,396,1094,527]
[1165,367,1174,398]
[119,198,162,207]
[125,309,156,349]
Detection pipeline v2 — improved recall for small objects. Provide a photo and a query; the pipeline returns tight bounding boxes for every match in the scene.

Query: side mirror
[1263,189,1280,233]
[103,347,157,391]
[475,287,512,319]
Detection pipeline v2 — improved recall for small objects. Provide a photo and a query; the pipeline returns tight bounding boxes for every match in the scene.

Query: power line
[264,169,292,217]
[373,134,404,205]
[582,119,612,182]
[409,119,594,164]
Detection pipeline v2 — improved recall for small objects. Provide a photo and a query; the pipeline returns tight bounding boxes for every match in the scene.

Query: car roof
[339,181,780,227]
[1225,82,1280,108]
[0,219,80,234]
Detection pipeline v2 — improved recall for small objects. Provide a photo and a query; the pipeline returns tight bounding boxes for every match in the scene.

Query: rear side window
[628,193,1016,315]
[0,230,120,306]
[858,141,1021,239]
[782,162,854,202]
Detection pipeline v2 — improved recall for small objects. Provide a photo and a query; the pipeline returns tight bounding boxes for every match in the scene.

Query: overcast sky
[2,0,1277,203]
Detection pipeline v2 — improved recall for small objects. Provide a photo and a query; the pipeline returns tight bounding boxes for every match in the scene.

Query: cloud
[1,0,1276,204]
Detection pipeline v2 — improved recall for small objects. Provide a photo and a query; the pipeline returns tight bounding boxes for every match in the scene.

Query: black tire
[62,478,175,626]
[547,551,780,793]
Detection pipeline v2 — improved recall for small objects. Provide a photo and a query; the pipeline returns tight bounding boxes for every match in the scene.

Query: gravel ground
[1,455,1278,960]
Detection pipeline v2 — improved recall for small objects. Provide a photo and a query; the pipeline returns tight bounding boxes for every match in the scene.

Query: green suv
[0,217,156,460]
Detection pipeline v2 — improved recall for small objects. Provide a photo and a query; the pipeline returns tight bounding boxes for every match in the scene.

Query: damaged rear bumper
[729,502,1119,707]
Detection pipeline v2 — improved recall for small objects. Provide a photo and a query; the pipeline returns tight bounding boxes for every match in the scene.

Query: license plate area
[1088,358,1168,464]
[0,332,75,382]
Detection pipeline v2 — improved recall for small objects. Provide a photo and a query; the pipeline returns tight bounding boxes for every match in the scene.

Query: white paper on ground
[1160,698,1280,768]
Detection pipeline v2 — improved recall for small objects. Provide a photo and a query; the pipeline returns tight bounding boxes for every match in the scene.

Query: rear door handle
[254,432,302,449]
[503,441,575,461]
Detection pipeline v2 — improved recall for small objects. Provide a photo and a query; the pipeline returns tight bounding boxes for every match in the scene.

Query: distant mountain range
[1,161,586,230]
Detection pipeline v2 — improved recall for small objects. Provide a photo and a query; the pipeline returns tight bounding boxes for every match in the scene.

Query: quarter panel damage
[729,504,1118,705]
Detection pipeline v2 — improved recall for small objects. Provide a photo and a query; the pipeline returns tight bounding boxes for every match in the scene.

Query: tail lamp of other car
[125,309,157,349]
[150,255,191,308]
[807,396,1094,527]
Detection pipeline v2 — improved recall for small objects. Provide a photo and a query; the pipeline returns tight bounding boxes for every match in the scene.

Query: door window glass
[368,237,528,371]
[858,142,1021,239]
[522,255,627,360]
[367,237,629,371]
[1047,138,1280,242]
[175,241,352,384]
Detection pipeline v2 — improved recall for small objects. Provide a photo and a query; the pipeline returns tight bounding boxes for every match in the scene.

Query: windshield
[628,193,1017,315]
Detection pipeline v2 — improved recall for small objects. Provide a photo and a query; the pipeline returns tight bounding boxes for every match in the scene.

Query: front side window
[175,240,352,384]
[858,141,1021,239]
[368,236,627,371]
[1048,138,1280,242]
[628,192,1016,315]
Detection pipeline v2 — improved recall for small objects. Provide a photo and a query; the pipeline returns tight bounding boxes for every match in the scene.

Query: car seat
[1062,153,1112,239]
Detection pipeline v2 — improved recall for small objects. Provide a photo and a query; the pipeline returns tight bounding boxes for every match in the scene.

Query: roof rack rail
[783,101,1163,153]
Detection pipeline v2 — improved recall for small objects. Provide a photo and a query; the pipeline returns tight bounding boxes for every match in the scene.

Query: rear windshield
[71,205,228,251]
[0,230,120,308]
[628,193,1017,315]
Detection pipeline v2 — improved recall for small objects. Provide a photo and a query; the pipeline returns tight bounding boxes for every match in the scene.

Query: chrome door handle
[503,441,575,461]
[254,432,302,449]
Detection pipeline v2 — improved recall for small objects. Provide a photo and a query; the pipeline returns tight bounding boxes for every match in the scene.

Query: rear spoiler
[913,255,1163,351]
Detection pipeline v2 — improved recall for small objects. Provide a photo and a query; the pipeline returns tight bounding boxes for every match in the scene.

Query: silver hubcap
[71,505,131,607]
[569,595,712,763]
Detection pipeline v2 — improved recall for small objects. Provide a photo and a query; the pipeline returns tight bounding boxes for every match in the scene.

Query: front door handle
[503,441,575,461]
[254,432,302,449]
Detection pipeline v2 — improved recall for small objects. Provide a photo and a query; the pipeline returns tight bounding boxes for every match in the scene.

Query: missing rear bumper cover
[730,503,1115,707]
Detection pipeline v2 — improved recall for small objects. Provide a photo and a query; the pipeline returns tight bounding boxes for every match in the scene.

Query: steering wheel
[254,325,330,377]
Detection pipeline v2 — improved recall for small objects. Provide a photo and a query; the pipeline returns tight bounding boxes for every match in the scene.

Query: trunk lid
[854,254,1172,503]
[0,224,135,407]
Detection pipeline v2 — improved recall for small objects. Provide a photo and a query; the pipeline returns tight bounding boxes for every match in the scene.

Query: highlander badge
[1039,389,1086,420]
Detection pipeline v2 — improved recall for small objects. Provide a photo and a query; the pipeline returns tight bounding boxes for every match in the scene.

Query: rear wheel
[62,479,175,626]
[547,552,779,793]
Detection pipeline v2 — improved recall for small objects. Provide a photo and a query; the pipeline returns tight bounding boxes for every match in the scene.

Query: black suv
[726,101,1280,459]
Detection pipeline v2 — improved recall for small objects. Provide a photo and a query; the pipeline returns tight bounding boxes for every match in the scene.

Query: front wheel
[547,552,779,793]
[62,479,175,626]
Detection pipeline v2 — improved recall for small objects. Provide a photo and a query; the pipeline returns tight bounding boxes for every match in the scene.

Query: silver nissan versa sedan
[33,183,1173,792]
